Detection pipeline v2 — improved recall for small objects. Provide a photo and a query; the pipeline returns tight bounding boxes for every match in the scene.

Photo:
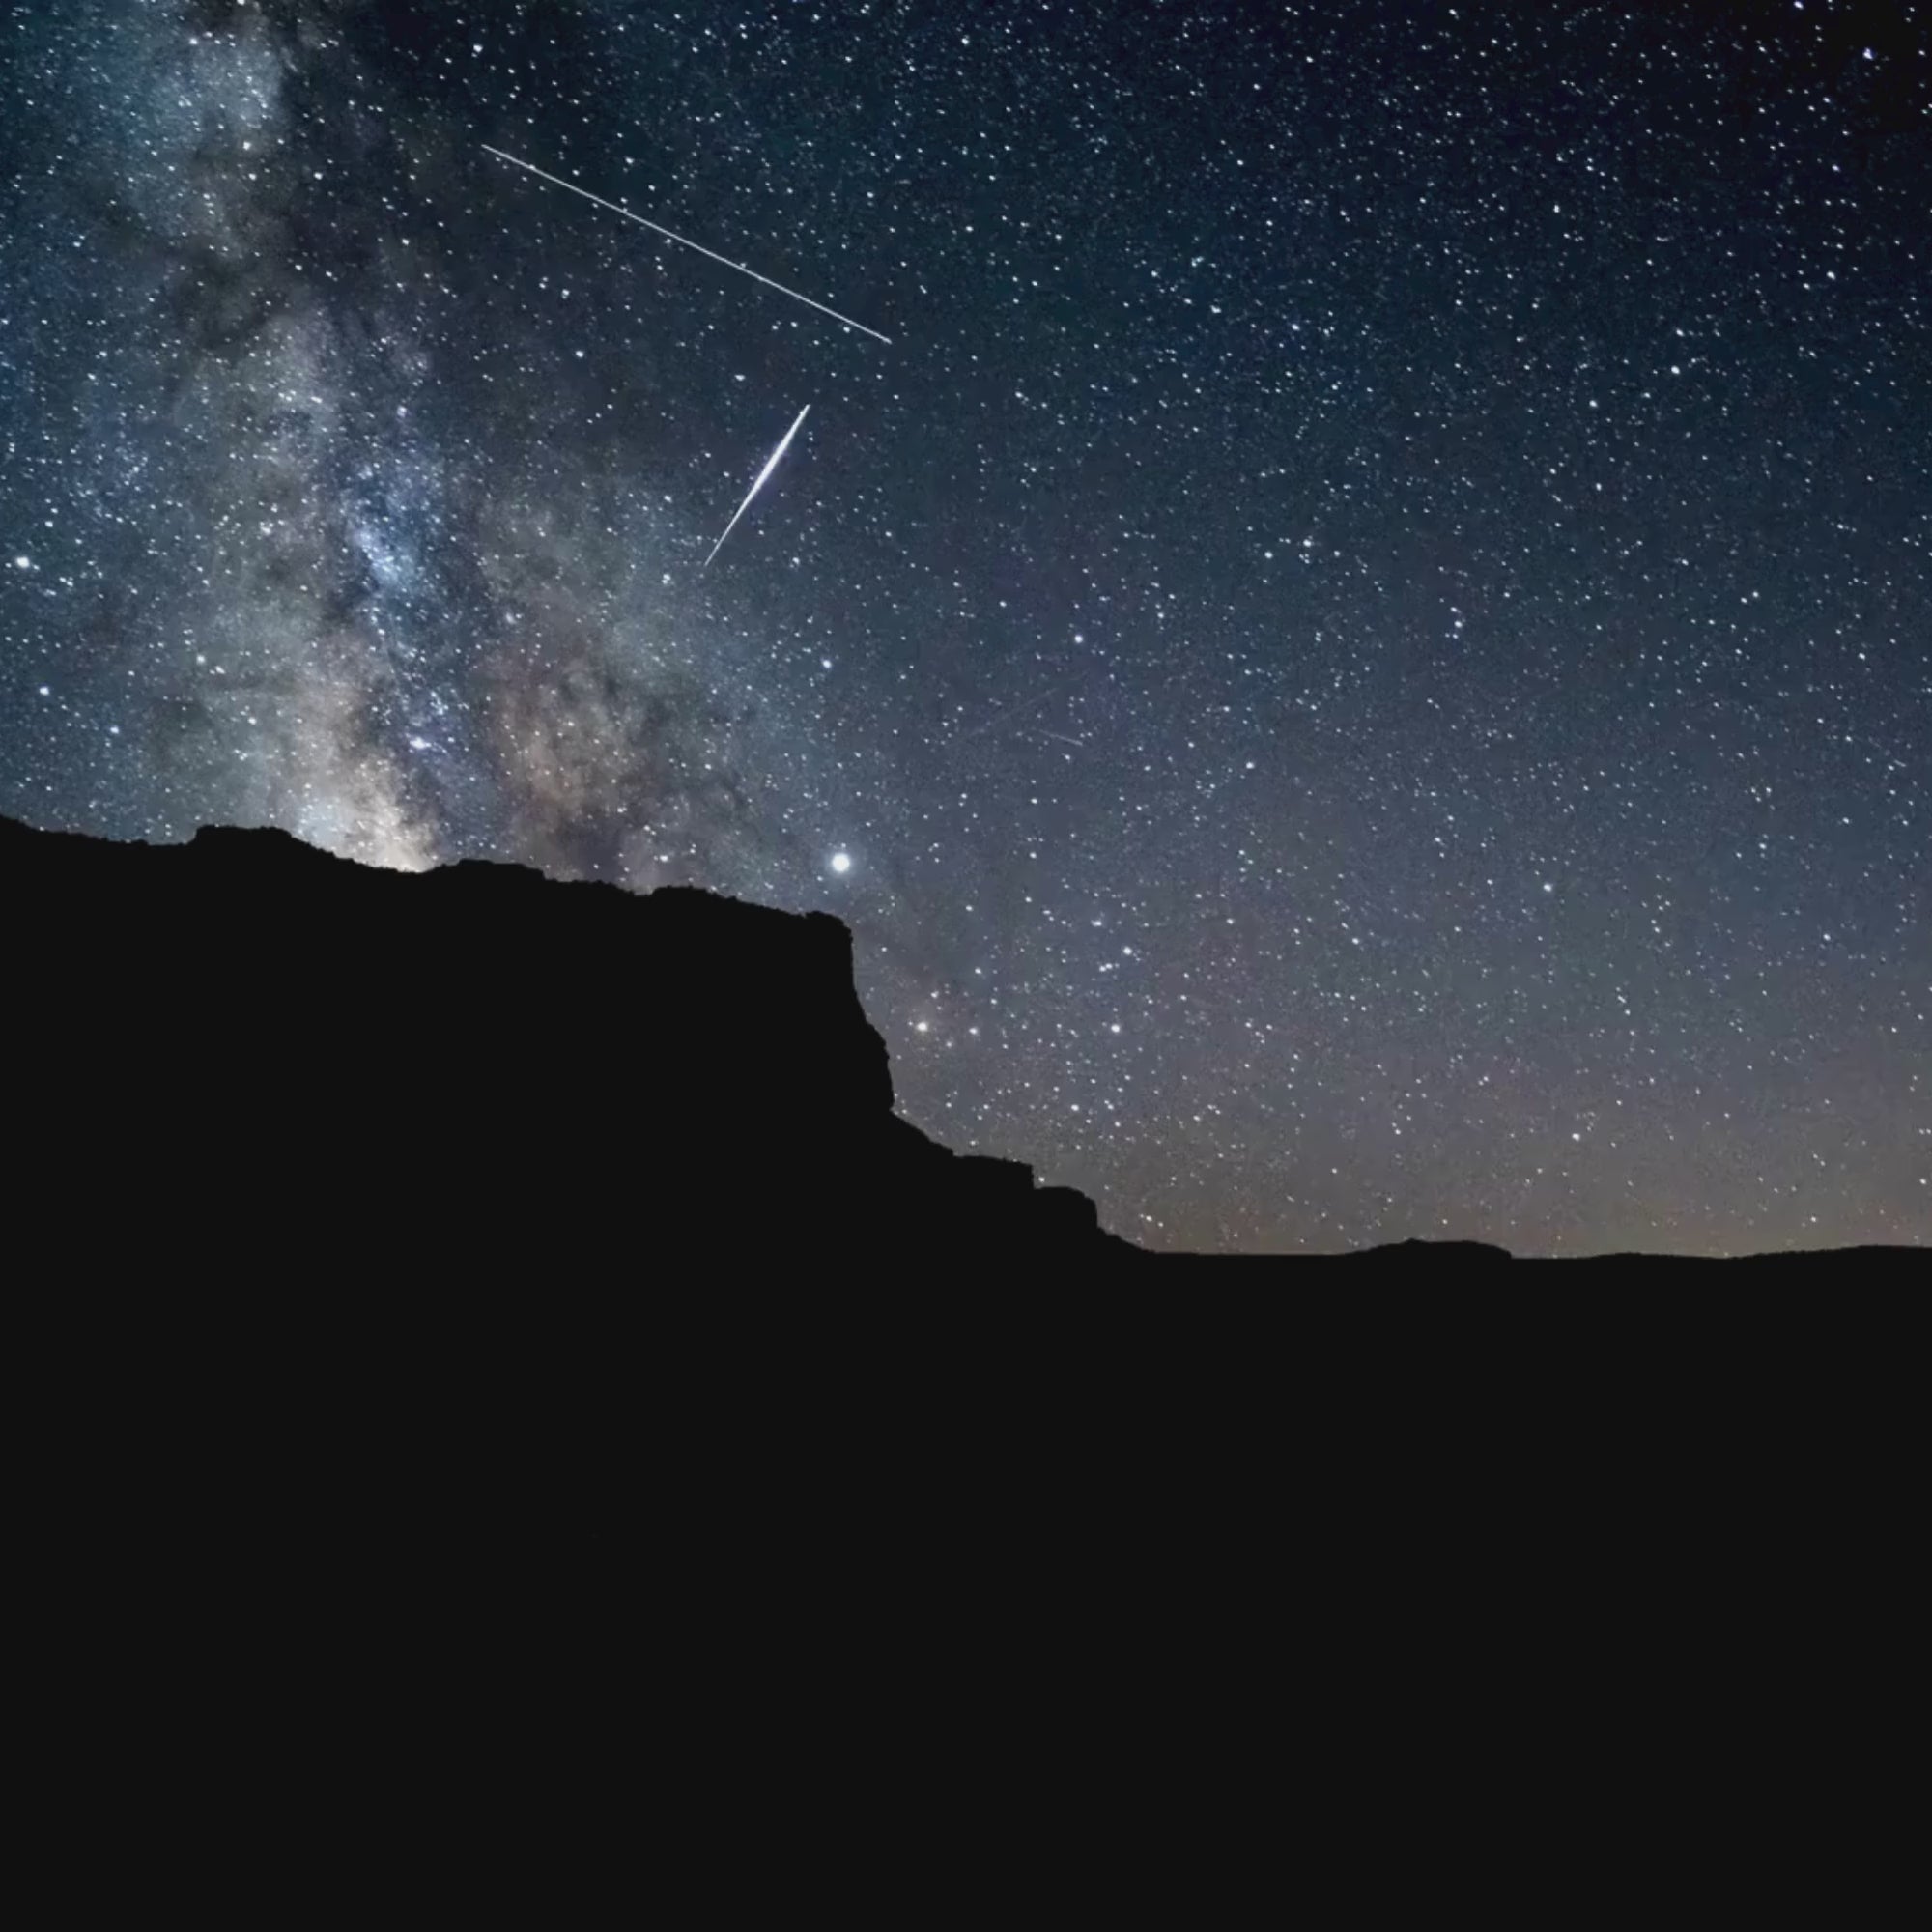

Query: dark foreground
[6,811,1917,1917]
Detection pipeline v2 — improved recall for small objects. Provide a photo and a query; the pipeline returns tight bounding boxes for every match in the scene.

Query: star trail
[1,0,1925,1253]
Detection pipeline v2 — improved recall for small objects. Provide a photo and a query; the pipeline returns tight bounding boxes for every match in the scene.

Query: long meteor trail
[705,405,810,569]
[481,146,891,345]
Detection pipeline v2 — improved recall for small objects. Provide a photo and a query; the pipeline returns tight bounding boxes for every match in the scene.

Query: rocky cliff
[4,812,1140,1275]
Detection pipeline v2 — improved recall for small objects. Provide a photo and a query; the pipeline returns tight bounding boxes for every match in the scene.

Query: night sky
[2,0,1926,1255]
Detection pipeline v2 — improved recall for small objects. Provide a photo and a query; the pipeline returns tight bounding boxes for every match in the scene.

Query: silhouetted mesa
[4,815,1918,1277]
[3,814,1138,1272]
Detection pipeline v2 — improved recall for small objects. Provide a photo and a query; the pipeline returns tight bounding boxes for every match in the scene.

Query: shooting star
[706,405,811,569]
[481,146,891,346]
[951,673,1084,744]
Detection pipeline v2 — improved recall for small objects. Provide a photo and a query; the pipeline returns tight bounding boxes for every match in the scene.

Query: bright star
[830,850,852,874]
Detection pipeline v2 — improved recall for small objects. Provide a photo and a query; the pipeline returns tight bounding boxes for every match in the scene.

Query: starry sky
[2,0,1926,1255]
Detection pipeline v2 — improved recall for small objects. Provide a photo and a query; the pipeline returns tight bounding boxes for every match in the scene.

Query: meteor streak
[481,146,891,345]
[951,673,1083,743]
[705,405,811,569]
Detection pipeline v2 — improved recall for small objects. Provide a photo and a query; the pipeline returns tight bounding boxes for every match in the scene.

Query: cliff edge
[4,813,1138,1273]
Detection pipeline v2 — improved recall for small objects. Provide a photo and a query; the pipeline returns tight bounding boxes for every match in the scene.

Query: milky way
[2,1,1926,1254]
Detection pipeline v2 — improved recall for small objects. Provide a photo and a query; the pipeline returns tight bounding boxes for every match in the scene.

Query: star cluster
[2,0,1925,1252]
